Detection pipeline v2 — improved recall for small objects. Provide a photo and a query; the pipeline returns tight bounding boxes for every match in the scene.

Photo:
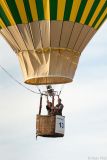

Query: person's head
[47,85,52,90]
[47,85,54,96]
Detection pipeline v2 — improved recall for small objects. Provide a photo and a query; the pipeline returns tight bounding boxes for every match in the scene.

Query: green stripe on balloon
[63,0,73,21]
[6,0,22,24]
[76,0,87,22]
[97,15,107,30]
[23,0,33,22]
[85,0,100,25]
[92,1,107,28]
[35,0,44,20]
[0,6,11,26]
[50,0,57,20]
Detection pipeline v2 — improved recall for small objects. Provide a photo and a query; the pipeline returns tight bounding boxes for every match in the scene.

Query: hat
[47,85,52,90]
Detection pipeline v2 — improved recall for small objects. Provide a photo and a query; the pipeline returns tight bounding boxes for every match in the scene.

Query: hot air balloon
[0,0,107,138]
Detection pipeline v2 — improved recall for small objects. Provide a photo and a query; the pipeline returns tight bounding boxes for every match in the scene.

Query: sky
[0,21,107,160]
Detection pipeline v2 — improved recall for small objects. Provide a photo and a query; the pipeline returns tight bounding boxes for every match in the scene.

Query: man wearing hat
[55,98,64,116]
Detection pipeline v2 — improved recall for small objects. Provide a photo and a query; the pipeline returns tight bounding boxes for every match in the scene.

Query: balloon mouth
[24,77,72,85]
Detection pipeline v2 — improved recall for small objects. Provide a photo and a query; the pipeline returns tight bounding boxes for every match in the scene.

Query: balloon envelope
[0,0,107,85]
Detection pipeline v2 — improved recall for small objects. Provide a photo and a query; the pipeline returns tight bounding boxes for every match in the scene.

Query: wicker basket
[36,115,64,137]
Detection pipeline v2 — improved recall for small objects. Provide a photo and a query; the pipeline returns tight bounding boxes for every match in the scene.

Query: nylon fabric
[0,0,106,29]
[0,20,96,84]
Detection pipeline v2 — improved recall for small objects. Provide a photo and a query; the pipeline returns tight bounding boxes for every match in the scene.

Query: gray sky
[0,21,107,160]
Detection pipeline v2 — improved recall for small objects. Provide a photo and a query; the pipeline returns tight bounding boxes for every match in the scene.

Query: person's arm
[46,105,49,110]
[59,104,64,110]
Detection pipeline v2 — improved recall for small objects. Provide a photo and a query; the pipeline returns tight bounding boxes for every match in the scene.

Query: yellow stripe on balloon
[43,0,50,20]
[28,0,38,21]
[94,9,107,29]
[0,0,15,26]
[89,0,106,27]
[57,0,66,20]
[80,0,94,24]
[70,0,81,22]
[15,0,28,23]
[0,18,6,28]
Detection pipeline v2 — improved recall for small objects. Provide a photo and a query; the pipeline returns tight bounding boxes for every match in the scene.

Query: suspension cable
[58,84,64,96]
[0,64,40,95]
[36,85,42,94]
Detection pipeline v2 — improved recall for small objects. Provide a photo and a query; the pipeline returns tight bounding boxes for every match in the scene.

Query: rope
[0,64,40,95]
[58,84,64,96]
[36,85,42,94]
